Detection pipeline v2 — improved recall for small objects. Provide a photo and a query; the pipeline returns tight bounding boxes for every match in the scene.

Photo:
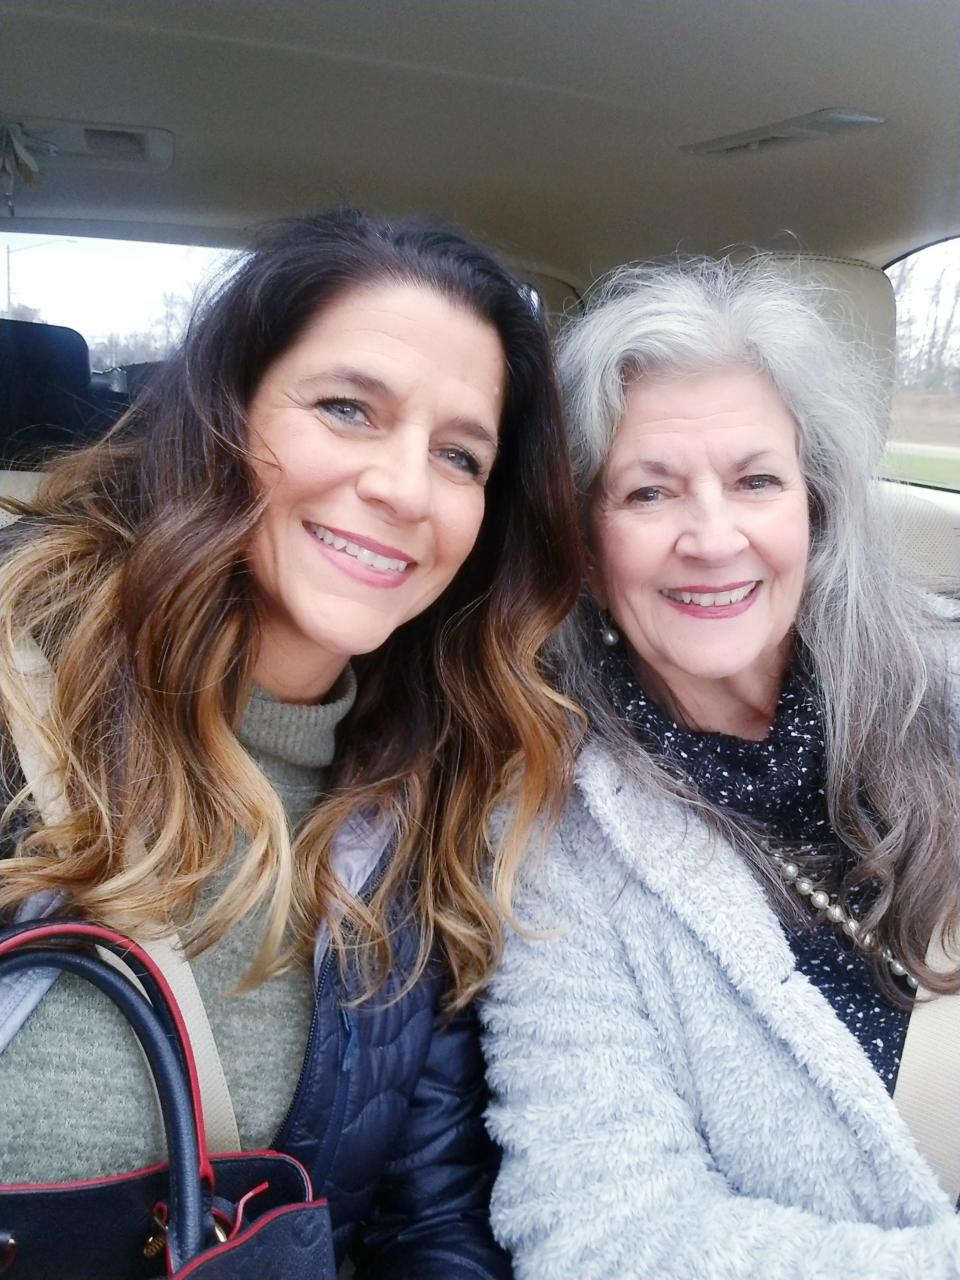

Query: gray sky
[0,231,233,346]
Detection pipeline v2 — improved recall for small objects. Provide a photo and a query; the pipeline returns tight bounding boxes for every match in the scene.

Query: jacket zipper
[270,947,333,1151]
[272,851,390,1150]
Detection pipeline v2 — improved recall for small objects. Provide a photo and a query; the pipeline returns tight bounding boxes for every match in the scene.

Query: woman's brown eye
[740,473,780,491]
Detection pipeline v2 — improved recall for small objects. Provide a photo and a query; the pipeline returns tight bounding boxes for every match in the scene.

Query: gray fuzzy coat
[482,739,960,1279]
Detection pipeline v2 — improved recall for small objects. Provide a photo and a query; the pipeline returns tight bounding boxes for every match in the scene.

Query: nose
[355,427,432,523]
[674,492,749,562]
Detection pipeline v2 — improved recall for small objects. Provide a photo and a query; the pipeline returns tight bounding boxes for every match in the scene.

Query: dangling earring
[600,616,619,647]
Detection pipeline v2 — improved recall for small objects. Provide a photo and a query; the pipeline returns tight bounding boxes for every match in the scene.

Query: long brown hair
[0,209,583,1007]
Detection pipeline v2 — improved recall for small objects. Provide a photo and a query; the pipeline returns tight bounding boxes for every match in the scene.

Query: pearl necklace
[769,848,919,989]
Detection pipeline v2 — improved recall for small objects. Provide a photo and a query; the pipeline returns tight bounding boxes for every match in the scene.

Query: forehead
[261,280,509,432]
[612,365,797,459]
[281,281,504,378]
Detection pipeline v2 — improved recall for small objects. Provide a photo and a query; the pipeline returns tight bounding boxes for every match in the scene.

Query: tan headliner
[2,0,959,290]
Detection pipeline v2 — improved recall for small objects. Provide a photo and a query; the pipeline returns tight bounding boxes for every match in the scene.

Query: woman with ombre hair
[0,207,581,1278]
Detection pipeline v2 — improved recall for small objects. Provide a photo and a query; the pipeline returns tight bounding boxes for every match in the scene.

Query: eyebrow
[731,448,776,471]
[626,447,776,476]
[295,365,499,452]
[295,366,391,398]
[629,457,677,478]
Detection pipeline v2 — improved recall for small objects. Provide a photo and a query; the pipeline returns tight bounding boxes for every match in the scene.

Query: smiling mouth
[305,523,413,574]
[661,582,759,607]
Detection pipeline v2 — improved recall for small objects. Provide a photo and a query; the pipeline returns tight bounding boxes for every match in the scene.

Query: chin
[673,650,762,682]
[294,601,401,660]
[343,633,395,657]
[326,615,408,657]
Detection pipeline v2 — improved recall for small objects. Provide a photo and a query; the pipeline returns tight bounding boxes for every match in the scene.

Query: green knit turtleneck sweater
[0,670,356,1181]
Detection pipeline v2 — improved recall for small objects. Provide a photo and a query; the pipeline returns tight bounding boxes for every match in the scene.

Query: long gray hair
[553,255,960,1005]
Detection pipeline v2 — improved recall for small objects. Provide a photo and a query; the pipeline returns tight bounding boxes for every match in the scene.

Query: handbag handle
[0,920,217,1273]
[1,918,187,1056]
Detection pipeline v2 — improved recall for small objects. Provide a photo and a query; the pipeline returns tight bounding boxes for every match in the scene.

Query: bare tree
[890,255,960,390]
[889,257,921,384]
[0,302,43,323]
[929,271,960,378]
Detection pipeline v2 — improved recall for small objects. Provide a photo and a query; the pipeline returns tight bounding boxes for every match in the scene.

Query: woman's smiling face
[589,364,810,716]
[246,280,505,702]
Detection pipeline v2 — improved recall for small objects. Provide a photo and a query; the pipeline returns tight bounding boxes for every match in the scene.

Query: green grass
[882,451,960,491]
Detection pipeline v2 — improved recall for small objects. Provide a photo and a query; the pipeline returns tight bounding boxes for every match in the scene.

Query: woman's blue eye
[439,446,483,478]
[317,398,367,424]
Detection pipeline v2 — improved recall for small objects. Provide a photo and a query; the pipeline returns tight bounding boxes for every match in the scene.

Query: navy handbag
[0,919,337,1279]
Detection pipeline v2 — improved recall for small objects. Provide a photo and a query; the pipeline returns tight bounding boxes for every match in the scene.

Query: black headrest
[0,319,122,467]
[0,318,90,392]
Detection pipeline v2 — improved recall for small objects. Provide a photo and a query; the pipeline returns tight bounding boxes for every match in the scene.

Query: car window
[0,231,233,370]
[883,238,960,491]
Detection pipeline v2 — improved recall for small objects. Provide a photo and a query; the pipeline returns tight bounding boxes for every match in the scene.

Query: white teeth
[309,525,409,573]
[370,552,400,571]
[664,583,756,607]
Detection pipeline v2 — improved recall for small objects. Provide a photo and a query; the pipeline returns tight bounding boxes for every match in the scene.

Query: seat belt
[4,632,241,1154]
[892,929,960,1204]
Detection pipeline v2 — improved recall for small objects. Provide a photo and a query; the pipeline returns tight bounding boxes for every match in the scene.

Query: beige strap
[893,930,960,1202]
[139,934,241,1152]
[4,633,241,1153]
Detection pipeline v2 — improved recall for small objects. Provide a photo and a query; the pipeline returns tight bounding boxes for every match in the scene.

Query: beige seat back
[0,470,43,528]
[882,482,960,590]
[742,251,958,590]
[758,252,897,402]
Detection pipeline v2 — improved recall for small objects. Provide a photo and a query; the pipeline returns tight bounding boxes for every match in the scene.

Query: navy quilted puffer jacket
[255,853,510,1280]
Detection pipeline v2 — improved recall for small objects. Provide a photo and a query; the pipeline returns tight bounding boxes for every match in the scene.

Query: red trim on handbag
[0,922,215,1186]
[172,1200,330,1278]
[203,1149,315,1197]
[0,1151,315,1197]
[229,1181,269,1237]
[0,1156,170,1193]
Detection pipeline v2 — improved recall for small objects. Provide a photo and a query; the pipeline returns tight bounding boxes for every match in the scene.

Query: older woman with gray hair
[482,257,960,1278]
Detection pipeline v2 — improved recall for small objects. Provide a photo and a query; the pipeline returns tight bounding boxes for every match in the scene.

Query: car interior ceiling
[1,1,959,582]
[3,1,959,278]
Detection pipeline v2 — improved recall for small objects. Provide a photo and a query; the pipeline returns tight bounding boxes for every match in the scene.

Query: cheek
[248,418,300,515]
[245,521,280,603]
[770,505,810,581]
[251,421,333,531]
[436,489,486,569]
[245,473,304,598]
[597,518,666,601]
[743,492,808,581]
[250,411,326,486]
[250,473,296,558]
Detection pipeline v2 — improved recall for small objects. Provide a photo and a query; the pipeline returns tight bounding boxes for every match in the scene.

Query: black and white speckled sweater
[600,645,911,1091]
